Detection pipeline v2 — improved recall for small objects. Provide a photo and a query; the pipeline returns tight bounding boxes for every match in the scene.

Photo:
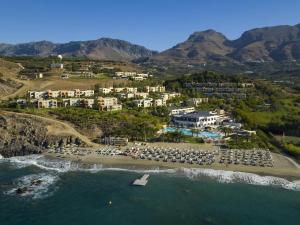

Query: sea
[0,155,300,225]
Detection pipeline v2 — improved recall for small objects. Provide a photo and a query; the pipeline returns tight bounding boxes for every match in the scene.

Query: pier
[132,174,149,186]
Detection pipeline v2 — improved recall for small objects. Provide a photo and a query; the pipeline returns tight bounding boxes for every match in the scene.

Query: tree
[191,128,198,137]
[220,126,232,137]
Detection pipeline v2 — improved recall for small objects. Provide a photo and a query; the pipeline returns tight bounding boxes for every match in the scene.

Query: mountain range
[1,23,300,63]
[152,24,300,64]
[0,38,156,61]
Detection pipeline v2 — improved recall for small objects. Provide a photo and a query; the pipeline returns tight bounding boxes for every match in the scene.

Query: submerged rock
[31,179,43,186]
[16,187,30,195]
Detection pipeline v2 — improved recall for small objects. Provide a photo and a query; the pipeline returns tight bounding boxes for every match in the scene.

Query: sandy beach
[43,142,300,180]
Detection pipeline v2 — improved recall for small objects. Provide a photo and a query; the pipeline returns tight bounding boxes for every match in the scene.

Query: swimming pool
[164,127,220,139]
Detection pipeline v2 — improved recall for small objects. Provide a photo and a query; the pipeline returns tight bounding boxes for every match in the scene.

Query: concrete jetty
[132,174,149,186]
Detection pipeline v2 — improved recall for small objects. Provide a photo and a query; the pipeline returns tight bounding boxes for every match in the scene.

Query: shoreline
[43,151,300,181]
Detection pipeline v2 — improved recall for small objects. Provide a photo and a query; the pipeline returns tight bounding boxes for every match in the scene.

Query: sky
[1,0,300,51]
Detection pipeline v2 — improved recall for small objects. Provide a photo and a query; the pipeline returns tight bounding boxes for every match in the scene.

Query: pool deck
[164,127,221,139]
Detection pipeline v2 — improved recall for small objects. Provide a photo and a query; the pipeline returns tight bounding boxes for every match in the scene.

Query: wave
[4,155,300,191]
[6,155,72,172]
[3,155,176,199]
[182,168,300,191]
[5,155,177,174]
[4,173,59,199]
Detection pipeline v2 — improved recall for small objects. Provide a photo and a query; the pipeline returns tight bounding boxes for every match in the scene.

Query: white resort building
[170,107,195,115]
[97,97,122,111]
[172,111,221,128]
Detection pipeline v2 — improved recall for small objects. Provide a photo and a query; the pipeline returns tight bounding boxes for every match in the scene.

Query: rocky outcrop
[0,114,82,158]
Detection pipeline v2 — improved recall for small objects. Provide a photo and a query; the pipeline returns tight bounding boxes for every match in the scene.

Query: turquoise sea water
[164,127,220,139]
[0,155,300,225]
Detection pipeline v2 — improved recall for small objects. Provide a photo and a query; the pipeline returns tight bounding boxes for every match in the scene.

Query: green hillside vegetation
[19,108,165,142]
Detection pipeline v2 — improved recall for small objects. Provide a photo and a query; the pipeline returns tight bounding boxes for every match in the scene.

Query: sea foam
[6,155,176,174]
[182,168,300,191]
[5,173,59,199]
[4,155,300,191]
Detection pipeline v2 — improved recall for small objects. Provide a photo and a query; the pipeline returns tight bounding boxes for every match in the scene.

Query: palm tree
[220,127,232,137]
[191,128,198,137]
[173,129,184,142]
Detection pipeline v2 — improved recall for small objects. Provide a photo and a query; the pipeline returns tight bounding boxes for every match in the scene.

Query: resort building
[113,87,125,93]
[185,82,254,88]
[145,85,166,93]
[132,76,145,81]
[99,87,113,94]
[74,89,82,98]
[83,99,95,108]
[125,87,138,93]
[133,98,153,108]
[114,72,150,81]
[62,98,82,107]
[153,99,167,107]
[169,107,195,115]
[97,97,122,111]
[28,91,46,99]
[60,90,76,98]
[187,98,209,106]
[160,92,181,101]
[47,90,60,98]
[133,98,166,108]
[118,93,135,99]
[115,71,137,77]
[134,92,149,99]
[172,111,221,128]
[184,82,253,99]
[80,90,94,97]
[72,89,94,97]
[98,86,141,95]
[29,89,95,99]
[34,73,43,79]
[50,63,64,69]
[37,99,58,108]
[136,73,149,78]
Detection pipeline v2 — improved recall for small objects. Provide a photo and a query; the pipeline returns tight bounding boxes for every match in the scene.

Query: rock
[0,114,81,157]
[31,179,42,186]
[16,187,29,195]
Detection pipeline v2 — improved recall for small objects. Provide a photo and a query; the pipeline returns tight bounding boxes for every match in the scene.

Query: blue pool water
[164,127,220,139]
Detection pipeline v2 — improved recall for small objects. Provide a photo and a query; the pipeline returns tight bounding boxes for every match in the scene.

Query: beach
[43,142,300,180]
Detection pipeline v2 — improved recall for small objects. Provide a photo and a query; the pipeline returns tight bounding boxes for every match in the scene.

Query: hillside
[0,59,22,97]
[0,38,157,61]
